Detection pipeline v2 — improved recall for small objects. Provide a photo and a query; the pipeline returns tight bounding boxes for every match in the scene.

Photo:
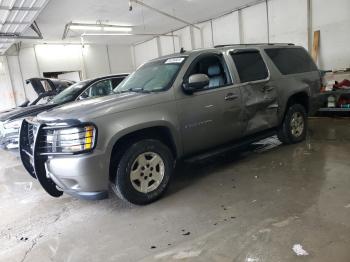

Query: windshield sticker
[165,57,185,64]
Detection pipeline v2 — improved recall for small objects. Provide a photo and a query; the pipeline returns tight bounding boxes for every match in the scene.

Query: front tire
[277,104,307,144]
[113,139,174,205]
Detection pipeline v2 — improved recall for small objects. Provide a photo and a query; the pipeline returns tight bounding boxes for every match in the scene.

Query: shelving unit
[318,71,350,114]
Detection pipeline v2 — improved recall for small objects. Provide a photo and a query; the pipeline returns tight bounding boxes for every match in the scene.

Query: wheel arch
[107,124,180,182]
[280,91,310,123]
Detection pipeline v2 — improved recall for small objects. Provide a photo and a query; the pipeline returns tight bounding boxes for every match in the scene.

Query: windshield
[114,57,185,93]
[50,80,90,104]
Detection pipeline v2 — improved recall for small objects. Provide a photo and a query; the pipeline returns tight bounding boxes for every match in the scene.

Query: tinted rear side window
[265,47,317,75]
[231,51,268,83]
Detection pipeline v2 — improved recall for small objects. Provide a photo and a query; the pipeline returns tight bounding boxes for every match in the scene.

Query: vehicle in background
[1,78,75,113]
[19,44,322,204]
[0,74,128,149]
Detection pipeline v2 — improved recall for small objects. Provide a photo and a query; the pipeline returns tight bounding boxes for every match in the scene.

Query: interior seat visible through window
[185,54,230,90]
[208,64,225,88]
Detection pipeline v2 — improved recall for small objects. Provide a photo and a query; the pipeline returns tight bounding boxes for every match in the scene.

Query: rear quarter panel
[260,46,321,120]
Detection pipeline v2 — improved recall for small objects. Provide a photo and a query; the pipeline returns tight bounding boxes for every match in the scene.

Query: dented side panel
[239,81,279,135]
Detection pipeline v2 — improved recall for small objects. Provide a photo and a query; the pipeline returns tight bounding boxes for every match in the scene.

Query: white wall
[108,45,134,74]
[0,44,134,110]
[82,45,110,79]
[312,0,350,70]
[159,35,175,56]
[268,0,308,48]
[7,56,26,105]
[192,26,203,49]
[134,38,159,68]
[241,2,268,43]
[0,56,16,111]
[173,26,193,52]
[57,71,81,82]
[35,45,84,76]
[212,12,240,46]
[22,44,133,81]
[18,46,40,102]
[198,21,213,48]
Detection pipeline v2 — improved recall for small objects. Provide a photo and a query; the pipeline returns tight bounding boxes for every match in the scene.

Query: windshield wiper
[115,87,151,94]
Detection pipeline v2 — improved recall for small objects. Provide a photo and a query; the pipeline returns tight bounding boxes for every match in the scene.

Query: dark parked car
[7,78,75,110]
[0,74,127,149]
[20,44,322,204]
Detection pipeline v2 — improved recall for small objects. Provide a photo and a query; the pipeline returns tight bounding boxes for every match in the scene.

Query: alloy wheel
[290,112,304,137]
[130,152,165,193]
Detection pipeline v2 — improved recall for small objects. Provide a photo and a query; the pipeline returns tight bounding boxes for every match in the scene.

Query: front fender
[92,102,182,165]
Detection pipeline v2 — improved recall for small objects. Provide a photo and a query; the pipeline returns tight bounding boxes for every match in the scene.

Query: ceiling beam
[0,33,42,39]
[0,21,43,40]
[129,0,200,30]
[0,6,41,11]
[1,22,30,25]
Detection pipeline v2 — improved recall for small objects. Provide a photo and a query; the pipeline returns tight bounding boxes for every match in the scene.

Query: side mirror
[183,74,209,94]
[78,92,89,100]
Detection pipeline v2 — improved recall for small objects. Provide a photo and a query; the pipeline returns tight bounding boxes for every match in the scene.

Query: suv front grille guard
[19,119,63,197]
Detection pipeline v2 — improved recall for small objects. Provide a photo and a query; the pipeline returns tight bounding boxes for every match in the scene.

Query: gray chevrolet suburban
[20,44,322,205]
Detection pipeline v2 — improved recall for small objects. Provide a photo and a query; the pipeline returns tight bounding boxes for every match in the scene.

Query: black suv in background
[0,74,128,149]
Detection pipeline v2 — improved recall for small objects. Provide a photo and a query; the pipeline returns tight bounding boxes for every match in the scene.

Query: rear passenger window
[231,51,268,83]
[265,47,317,75]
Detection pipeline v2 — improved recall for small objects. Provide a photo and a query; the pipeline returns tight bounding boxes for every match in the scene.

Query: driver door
[177,53,243,155]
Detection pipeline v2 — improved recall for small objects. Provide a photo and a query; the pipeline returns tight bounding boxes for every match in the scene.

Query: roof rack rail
[214,43,295,48]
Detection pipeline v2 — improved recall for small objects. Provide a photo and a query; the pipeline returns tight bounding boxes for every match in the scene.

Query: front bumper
[19,119,109,200]
[45,150,109,199]
[0,133,19,149]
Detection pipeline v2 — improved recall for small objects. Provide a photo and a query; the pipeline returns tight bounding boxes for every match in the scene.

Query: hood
[26,78,75,95]
[0,103,58,122]
[38,92,171,122]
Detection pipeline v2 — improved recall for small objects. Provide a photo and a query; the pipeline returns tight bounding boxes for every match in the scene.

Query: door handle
[225,93,239,101]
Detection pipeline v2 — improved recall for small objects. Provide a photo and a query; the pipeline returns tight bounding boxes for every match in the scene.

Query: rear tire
[277,104,307,144]
[113,139,174,205]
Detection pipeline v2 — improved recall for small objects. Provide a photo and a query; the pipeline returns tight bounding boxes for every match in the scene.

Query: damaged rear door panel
[229,49,279,135]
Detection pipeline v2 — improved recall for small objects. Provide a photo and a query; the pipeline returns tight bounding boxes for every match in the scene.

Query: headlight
[45,125,96,154]
[4,119,24,130]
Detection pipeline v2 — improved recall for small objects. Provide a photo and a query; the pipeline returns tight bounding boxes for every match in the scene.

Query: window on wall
[265,47,317,75]
[230,50,268,83]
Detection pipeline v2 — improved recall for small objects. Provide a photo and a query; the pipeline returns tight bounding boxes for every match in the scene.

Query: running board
[184,129,277,163]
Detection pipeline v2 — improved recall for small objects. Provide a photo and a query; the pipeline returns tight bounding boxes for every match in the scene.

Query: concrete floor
[1,118,350,262]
